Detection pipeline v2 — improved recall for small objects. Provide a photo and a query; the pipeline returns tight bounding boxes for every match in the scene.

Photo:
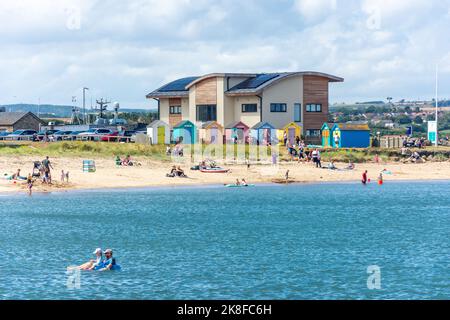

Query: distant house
[0,112,44,132]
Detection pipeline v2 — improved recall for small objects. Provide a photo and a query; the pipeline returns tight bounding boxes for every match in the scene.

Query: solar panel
[159,77,199,92]
[231,74,280,90]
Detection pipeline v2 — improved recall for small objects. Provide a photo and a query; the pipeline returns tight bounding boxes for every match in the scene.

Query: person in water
[27,173,33,196]
[378,172,384,185]
[362,170,368,185]
[235,179,241,186]
[79,248,104,271]
[241,179,248,186]
[99,249,118,271]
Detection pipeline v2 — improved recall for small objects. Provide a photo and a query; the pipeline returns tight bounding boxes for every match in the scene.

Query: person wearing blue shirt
[98,249,120,271]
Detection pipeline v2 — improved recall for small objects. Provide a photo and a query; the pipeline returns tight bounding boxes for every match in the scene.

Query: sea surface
[0,182,449,300]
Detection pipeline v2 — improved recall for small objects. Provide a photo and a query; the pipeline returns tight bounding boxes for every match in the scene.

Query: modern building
[146,72,344,142]
[0,112,44,132]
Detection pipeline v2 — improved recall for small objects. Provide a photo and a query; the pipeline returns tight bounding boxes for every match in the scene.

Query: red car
[101,131,119,142]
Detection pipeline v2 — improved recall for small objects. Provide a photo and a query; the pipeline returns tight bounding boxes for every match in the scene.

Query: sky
[0,0,449,109]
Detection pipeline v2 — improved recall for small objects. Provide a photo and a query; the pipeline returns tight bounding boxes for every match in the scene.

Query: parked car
[78,129,114,141]
[7,130,38,141]
[36,129,60,141]
[119,130,136,143]
[101,131,119,142]
[53,131,74,141]
[0,131,11,140]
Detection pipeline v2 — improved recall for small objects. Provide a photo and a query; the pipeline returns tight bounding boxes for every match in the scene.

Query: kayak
[200,168,229,173]
[225,184,255,188]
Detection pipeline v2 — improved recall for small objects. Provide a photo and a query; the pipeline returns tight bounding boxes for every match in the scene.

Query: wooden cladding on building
[169,114,182,127]
[195,78,217,105]
[303,75,329,130]
[169,98,182,106]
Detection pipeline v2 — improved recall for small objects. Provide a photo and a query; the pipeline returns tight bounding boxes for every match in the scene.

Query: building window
[270,103,287,113]
[242,104,258,113]
[306,129,321,137]
[196,105,217,122]
[306,104,322,112]
[294,103,301,122]
[170,106,182,115]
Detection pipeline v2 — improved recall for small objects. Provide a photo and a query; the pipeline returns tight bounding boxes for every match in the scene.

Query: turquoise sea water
[0,182,449,300]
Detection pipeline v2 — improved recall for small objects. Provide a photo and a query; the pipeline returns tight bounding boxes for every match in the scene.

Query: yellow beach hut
[278,122,302,145]
[199,121,224,144]
[147,120,170,145]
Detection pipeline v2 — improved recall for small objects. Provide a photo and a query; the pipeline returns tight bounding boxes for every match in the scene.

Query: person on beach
[362,170,368,185]
[27,174,33,196]
[235,179,241,186]
[241,179,249,186]
[65,171,70,183]
[11,169,22,180]
[78,248,104,271]
[42,156,53,184]
[61,170,65,183]
[285,170,290,183]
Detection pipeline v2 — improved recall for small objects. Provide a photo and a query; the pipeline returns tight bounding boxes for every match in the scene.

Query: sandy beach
[1,155,449,194]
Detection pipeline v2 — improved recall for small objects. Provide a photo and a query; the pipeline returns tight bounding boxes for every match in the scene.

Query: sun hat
[104,249,113,254]
[93,248,102,255]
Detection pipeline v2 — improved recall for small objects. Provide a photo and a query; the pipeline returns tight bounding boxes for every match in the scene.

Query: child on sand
[27,174,33,196]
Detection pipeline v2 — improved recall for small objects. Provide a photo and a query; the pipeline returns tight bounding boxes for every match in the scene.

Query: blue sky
[0,0,449,109]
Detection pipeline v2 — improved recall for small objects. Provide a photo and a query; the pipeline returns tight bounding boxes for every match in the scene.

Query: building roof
[173,120,196,128]
[147,120,169,128]
[201,121,223,129]
[147,71,344,99]
[0,112,43,126]
[226,72,344,96]
[252,122,275,130]
[146,76,199,98]
[333,123,370,131]
[225,121,249,129]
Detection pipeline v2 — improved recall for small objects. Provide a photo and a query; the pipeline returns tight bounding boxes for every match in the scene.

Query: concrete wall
[159,99,170,125]
[262,75,303,129]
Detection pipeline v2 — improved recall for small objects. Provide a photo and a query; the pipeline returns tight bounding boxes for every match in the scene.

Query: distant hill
[0,104,156,118]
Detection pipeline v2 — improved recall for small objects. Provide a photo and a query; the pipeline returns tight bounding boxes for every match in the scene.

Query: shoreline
[2,178,450,197]
[1,155,449,195]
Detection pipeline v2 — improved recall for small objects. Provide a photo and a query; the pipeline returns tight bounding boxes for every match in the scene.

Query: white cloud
[0,0,449,107]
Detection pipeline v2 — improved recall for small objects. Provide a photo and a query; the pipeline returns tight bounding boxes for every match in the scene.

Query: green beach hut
[321,123,334,148]
[172,120,197,144]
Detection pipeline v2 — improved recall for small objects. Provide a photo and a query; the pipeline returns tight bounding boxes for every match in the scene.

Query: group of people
[362,170,384,185]
[78,248,120,271]
[286,139,323,168]
[167,166,187,178]
[116,155,139,166]
[233,179,249,186]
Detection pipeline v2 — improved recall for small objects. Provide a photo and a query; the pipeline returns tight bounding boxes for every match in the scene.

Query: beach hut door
[210,127,218,144]
[236,128,244,142]
[157,126,165,144]
[288,128,296,144]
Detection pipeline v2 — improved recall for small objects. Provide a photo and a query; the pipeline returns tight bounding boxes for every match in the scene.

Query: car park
[6,130,38,141]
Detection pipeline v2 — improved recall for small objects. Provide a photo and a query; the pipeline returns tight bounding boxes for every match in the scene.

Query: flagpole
[435,64,438,147]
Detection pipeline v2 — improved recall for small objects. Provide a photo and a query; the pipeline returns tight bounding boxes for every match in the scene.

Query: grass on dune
[0,141,170,160]
[1,141,449,163]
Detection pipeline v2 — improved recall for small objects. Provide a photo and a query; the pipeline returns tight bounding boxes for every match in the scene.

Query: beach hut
[225,121,250,144]
[250,122,276,145]
[321,123,334,148]
[331,123,371,148]
[199,121,224,144]
[280,122,302,145]
[172,120,197,144]
[147,120,170,145]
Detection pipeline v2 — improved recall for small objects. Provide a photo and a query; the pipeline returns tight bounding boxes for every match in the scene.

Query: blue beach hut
[250,122,276,145]
[172,120,197,144]
[331,123,370,148]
